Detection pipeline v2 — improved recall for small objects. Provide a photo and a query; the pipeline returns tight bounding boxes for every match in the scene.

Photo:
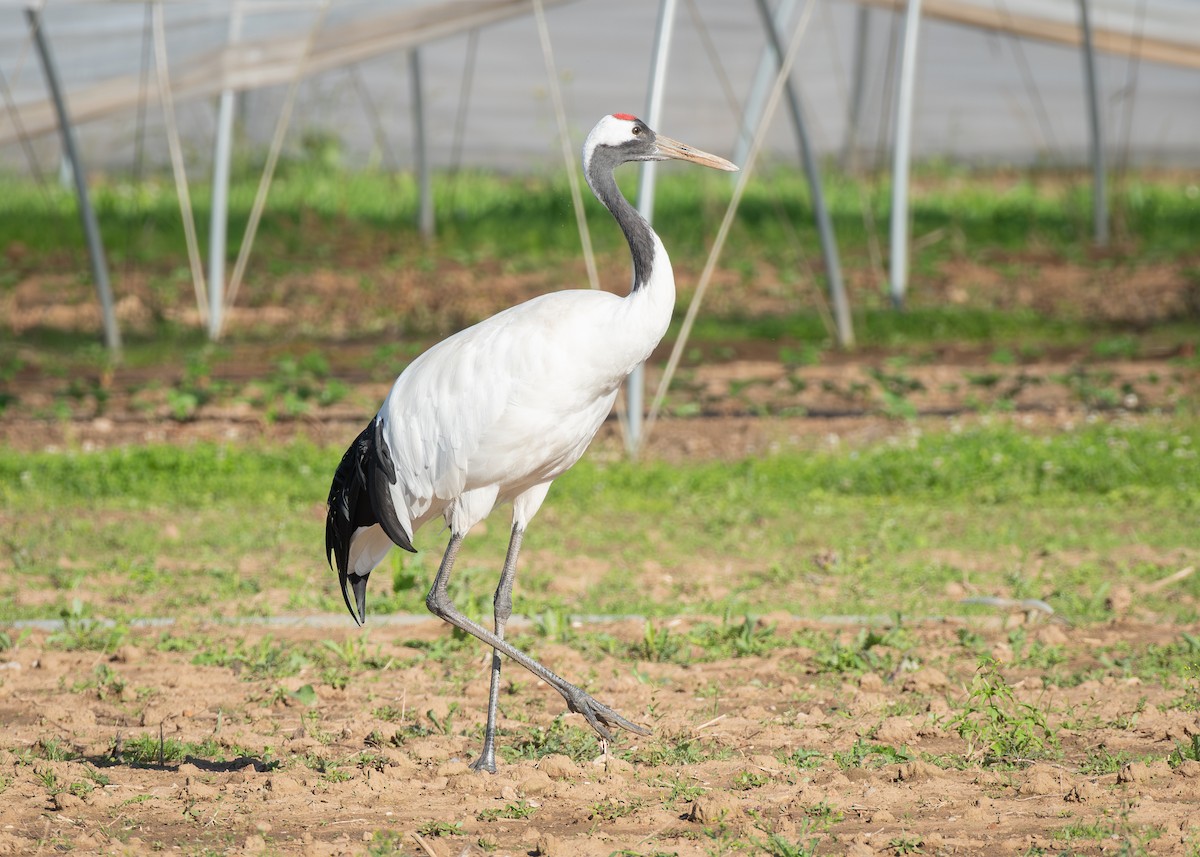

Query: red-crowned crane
[326,113,737,772]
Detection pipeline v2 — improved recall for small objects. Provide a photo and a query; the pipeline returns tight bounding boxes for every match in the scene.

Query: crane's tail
[325,416,417,624]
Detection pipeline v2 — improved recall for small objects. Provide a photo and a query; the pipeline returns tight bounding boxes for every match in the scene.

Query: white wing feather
[378,289,630,537]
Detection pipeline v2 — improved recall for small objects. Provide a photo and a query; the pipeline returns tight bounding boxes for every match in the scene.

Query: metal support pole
[625,0,678,457]
[26,8,121,354]
[1077,0,1108,247]
[754,0,853,348]
[734,0,798,170]
[889,0,922,310]
[409,48,434,241]
[841,4,871,172]
[208,3,244,341]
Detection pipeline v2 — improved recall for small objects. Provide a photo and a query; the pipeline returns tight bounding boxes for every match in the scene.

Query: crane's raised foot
[561,685,651,742]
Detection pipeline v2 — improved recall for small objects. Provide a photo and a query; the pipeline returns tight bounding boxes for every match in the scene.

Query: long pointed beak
[654,134,739,172]
[339,569,369,626]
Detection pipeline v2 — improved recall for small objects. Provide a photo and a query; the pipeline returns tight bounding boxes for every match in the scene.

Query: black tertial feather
[368,417,415,553]
[325,416,416,579]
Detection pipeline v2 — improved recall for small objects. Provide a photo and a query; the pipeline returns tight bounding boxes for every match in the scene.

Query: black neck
[586,150,656,291]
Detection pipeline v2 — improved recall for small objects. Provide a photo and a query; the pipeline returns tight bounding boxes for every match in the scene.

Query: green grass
[1,419,1198,626]
[681,306,1090,350]
[4,161,1198,275]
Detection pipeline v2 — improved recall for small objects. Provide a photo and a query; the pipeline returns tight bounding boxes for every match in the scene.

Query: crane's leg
[469,523,524,773]
[426,533,649,763]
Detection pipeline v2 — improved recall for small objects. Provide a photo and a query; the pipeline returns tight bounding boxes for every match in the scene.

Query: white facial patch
[582,114,642,172]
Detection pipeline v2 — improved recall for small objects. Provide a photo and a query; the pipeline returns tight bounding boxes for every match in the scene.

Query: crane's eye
[632,125,642,135]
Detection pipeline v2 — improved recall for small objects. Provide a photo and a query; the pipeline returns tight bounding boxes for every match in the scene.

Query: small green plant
[1092,335,1140,360]
[947,659,1058,765]
[367,830,407,857]
[1169,734,1200,768]
[732,770,770,790]
[532,608,573,642]
[888,834,925,854]
[300,709,336,744]
[373,704,405,722]
[251,352,349,418]
[299,752,351,782]
[623,733,730,766]
[34,737,79,762]
[46,602,128,653]
[803,801,844,824]
[833,738,912,770]
[402,627,474,663]
[869,365,924,420]
[35,767,63,796]
[425,703,460,736]
[631,620,685,663]
[0,628,30,651]
[477,800,538,821]
[288,684,318,707]
[319,636,393,672]
[416,820,463,837]
[1059,365,1121,409]
[785,748,824,770]
[349,751,389,773]
[813,627,901,675]
[1052,803,1163,854]
[74,662,126,701]
[1080,746,1133,775]
[81,766,110,787]
[1006,627,1067,669]
[655,774,706,805]
[589,798,643,821]
[753,817,819,857]
[191,636,307,680]
[119,794,155,807]
[687,613,780,660]
[165,350,223,421]
[502,716,599,764]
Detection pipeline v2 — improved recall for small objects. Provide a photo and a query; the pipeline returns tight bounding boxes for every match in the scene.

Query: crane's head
[583,114,738,174]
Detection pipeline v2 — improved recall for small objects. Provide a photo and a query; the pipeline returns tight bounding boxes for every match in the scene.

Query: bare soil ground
[2,617,1200,856]
[2,253,1199,855]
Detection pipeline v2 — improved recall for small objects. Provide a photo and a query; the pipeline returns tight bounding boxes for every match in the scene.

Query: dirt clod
[1019,764,1067,796]
[519,770,555,796]
[688,792,744,827]
[1118,760,1172,784]
[534,830,561,857]
[538,754,578,780]
[1065,780,1100,802]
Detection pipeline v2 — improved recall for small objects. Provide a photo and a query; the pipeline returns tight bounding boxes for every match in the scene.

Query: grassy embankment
[1,420,1196,630]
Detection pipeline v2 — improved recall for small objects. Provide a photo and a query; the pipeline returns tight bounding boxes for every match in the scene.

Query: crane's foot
[562,685,651,741]
[468,753,497,774]
[469,729,499,774]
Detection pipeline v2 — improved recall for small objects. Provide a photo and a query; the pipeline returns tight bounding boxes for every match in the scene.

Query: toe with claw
[562,685,651,740]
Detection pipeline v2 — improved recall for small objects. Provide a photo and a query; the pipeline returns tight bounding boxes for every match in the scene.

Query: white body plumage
[347,254,674,577]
